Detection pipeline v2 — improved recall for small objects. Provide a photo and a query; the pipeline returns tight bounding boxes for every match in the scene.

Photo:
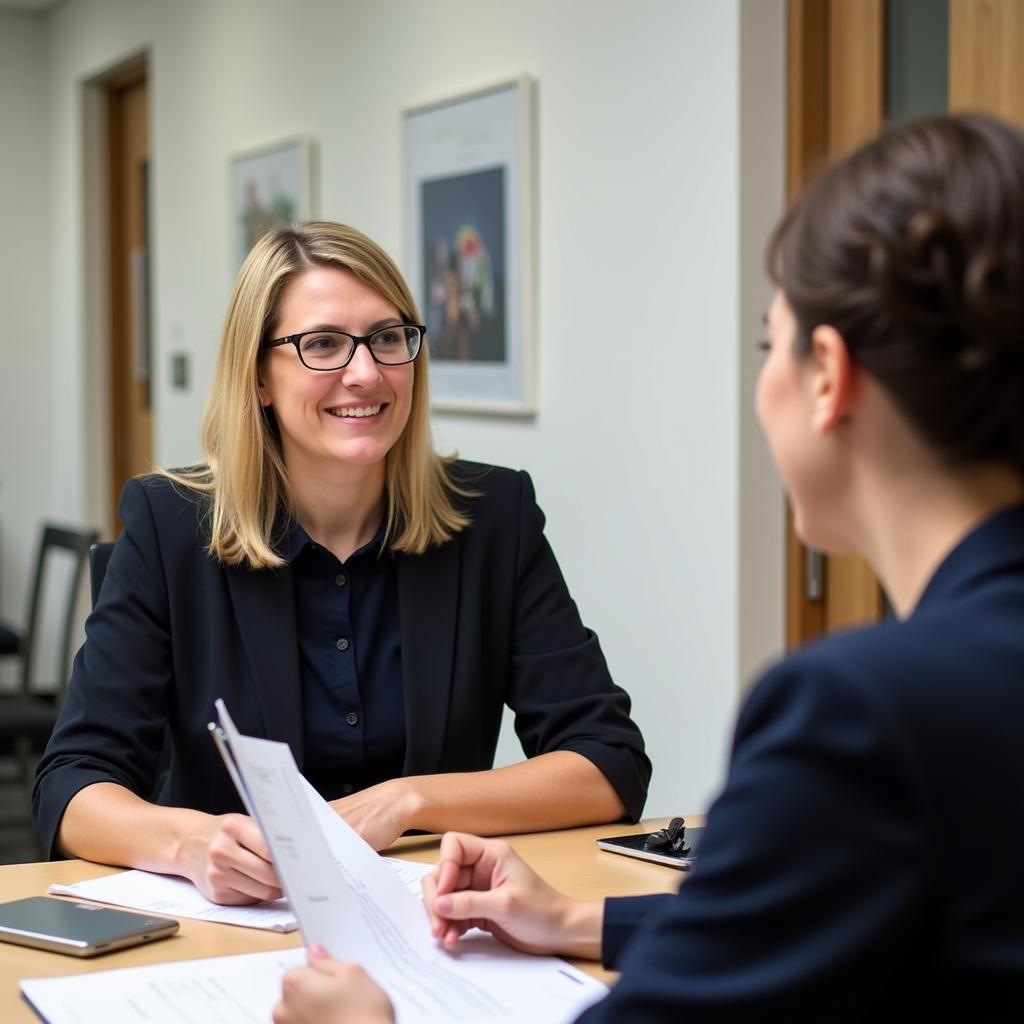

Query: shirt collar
[283,515,389,565]
[913,502,1024,615]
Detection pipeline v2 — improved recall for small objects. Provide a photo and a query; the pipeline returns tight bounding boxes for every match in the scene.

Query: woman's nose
[341,342,383,386]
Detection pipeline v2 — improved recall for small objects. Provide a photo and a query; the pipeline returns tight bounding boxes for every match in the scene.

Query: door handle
[804,548,825,602]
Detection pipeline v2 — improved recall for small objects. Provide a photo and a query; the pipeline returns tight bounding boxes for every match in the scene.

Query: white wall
[2,0,785,816]
[0,11,50,670]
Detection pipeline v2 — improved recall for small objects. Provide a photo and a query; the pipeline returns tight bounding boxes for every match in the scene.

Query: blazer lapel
[225,563,304,766]
[397,537,460,774]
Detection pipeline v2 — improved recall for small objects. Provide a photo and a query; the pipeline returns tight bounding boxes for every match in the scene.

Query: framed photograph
[404,77,536,415]
[230,136,317,268]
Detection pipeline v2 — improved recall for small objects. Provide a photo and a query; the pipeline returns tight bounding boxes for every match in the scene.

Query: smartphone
[596,826,704,869]
[0,897,179,957]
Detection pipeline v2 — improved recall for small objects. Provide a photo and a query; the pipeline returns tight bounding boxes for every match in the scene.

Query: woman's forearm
[57,781,211,874]
[401,751,626,836]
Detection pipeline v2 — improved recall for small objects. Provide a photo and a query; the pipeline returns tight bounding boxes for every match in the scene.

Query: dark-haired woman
[275,113,1024,1022]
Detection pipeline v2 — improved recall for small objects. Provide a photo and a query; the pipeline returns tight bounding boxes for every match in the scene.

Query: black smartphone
[0,897,179,957]
[596,826,704,869]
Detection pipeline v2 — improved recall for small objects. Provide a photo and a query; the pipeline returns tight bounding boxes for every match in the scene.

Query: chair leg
[14,736,45,860]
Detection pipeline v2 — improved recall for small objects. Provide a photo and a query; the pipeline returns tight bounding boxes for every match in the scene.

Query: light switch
[170,352,189,390]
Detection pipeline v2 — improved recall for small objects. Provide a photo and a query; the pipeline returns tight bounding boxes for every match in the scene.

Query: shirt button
[335,574,347,587]
[345,711,359,726]
[336,638,349,652]
[341,783,354,794]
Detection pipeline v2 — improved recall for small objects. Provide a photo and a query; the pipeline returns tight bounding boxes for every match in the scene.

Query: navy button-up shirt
[287,519,405,801]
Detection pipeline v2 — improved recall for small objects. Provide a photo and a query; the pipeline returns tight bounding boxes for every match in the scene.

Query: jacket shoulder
[445,460,531,519]
[121,471,212,542]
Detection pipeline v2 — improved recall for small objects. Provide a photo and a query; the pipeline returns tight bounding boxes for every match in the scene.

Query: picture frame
[404,76,536,415]
[230,135,318,269]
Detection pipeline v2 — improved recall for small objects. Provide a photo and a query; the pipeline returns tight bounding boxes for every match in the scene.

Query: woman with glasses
[34,222,649,904]
[277,115,1024,1021]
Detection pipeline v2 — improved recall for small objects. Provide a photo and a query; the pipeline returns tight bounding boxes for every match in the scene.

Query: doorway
[104,59,153,537]
[785,0,1024,647]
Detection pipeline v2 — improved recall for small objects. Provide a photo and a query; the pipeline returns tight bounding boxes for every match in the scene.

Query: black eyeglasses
[262,324,425,371]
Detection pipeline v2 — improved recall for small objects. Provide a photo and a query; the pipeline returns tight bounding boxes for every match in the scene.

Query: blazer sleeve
[577,654,930,1022]
[505,471,651,821]
[601,895,673,968]
[32,478,176,857]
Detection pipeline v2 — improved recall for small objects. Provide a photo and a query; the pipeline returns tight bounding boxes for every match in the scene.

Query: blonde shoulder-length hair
[162,221,471,569]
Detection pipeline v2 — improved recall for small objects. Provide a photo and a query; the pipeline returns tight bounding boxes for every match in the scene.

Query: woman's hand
[274,946,394,1024]
[422,832,604,959]
[176,812,282,905]
[329,780,423,851]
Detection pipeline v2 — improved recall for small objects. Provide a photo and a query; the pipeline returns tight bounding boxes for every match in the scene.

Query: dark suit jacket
[33,463,650,857]
[586,504,1024,1022]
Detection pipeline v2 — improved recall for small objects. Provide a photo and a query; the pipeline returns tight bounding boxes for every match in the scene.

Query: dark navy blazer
[587,504,1024,1022]
[33,462,650,856]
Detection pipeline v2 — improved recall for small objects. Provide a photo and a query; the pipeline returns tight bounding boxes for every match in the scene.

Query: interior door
[785,0,887,647]
[786,0,1023,647]
[106,66,153,536]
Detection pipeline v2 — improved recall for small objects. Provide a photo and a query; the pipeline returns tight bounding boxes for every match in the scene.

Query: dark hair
[768,112,1024,472]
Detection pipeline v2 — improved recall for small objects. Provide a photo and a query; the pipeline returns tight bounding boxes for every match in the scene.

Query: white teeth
[329,404,382,418]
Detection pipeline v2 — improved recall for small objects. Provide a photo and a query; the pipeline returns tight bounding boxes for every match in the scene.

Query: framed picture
[404,77,536,415]
[230,136,317,268]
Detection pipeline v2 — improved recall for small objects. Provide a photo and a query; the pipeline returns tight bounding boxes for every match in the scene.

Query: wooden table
[0,817,687,1022]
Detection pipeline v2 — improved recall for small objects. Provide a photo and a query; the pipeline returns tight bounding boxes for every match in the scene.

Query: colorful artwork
[422,168,506,363]
[231,138,315,268]
[405,78,536,414]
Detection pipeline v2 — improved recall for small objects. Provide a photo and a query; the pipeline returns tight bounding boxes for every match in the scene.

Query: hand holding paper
[277,946,395,1024]
[213,699,607,1022]
[176,811,282,905]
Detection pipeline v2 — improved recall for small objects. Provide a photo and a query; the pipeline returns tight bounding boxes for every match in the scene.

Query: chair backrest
[21,524,100,700]
[89,542,115,609]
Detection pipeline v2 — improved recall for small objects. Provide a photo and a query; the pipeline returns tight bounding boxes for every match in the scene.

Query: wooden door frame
[105,56,151,537]
[785,0,885,648]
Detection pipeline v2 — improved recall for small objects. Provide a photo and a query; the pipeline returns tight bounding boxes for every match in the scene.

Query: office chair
[0,524,99,845]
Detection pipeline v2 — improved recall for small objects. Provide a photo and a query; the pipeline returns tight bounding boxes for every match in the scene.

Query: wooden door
[950,0,1024,119]
[786,0,886,648]
[786,0,1024,647]
[107,67,152,536]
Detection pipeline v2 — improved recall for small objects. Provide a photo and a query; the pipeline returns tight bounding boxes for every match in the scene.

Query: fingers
[424,833,520,948]
[275,958,393,1024]
[226,814,276,863]
[203,815,282,904]
[435,832,514,890]
[433,886,506,925]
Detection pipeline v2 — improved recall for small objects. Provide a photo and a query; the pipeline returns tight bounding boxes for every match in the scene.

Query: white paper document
[47,870,298,931]
[213,701,606,1021]
[46,859,431,931]
[22,948,308,1024]
[21,701,606,1022]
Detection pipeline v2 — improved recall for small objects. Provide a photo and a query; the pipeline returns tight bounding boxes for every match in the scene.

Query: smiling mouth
[325,403,385,419]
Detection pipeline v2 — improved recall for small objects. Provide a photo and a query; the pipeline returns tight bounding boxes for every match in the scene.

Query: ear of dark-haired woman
[810,324,857,434]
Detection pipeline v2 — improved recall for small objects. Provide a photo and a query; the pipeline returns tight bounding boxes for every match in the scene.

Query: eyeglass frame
[260,323,427,371]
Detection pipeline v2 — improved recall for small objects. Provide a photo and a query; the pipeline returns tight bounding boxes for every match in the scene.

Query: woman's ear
[257,376,272,408]
[808,324,857,435]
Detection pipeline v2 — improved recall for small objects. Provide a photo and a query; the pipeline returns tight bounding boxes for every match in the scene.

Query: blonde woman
[34,223,649,904]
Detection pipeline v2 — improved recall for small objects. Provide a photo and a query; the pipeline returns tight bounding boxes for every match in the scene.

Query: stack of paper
[47,858,432,932]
